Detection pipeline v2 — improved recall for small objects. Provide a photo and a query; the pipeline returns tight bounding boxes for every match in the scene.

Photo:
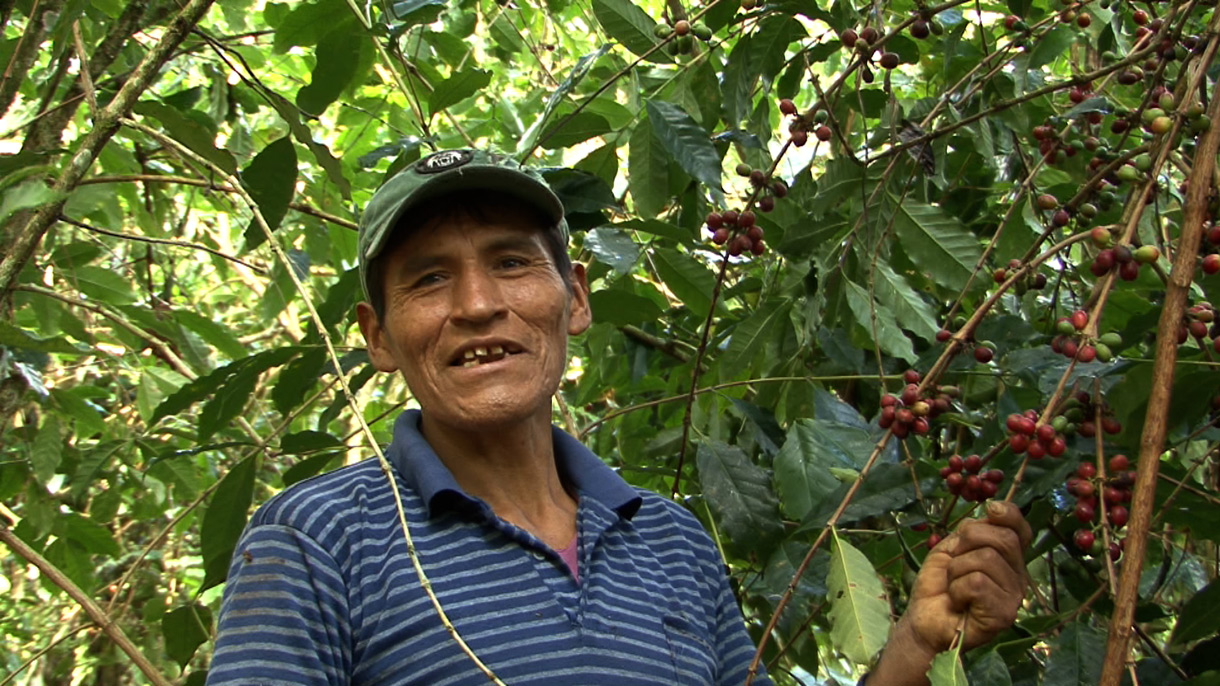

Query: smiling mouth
[452,344,522,368]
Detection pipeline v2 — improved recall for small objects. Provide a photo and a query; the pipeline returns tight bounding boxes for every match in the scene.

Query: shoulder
[629,489,721,561]
[249,458,414,546]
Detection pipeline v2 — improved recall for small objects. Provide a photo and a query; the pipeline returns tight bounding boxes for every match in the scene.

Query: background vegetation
[1,0,1218,683]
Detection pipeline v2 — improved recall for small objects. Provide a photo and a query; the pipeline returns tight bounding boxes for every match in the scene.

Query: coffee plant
[1,0,1218,683]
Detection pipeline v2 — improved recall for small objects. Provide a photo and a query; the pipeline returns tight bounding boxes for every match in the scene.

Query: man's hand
[867,500,1032,686]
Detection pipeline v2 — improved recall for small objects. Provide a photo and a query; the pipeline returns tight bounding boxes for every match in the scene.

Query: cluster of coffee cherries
[652,19,713,56]
[838,26,901,83]
[932,322,998,363]
[1089,236,1159,280]
[780,98,831,147]
[940,454,1005,503]
[704,164,791,256]
[1062,391,1123,438]
[878,370,958,439]
[705,209,765,256]
[1005,410,1068,459]
[1048,310,1123,363]
[1068,455,1135,558]
[1179,302,1220,353]
[992,258,1049,293]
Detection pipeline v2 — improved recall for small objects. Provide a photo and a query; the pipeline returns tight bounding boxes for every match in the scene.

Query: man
[207,149,1030,685]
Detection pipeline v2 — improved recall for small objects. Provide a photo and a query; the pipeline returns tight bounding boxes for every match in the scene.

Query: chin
[425,393,555,432]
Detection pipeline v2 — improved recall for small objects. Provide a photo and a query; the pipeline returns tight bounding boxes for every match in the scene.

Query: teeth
[474,346,488,357]
[463,359,479,368]
[490,344,504,356]
[463,350,477,360]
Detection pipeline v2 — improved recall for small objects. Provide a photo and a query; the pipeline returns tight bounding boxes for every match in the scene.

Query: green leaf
[725,299,793,370]
[271,0,345,52]
[695,440,783,557]
[30,414,62,485]
[172,310,247,361]
[928,646,968,686]
[387,0,445,24]
[800,463,937,532]
[588,289,664,326]
[1044,620,1106,685]
[628,119,671,217]
[50,388,105,438]
[197,348,300,441]
[773,418,876,520]
[844,280,917,363]
[260,88,351,199]
[888,196,982,293]
[72,265,137,306]
[162,604,213,668]
[201,456,257,591]
[652,248,716,320]
[585,228,640,274]
[133,101,236,175]
[967,649,1013,686]
[270,347,327,415]
[0,320,80,354]
[1172,581,1220,646]
[826,530,891,665]
[539,111,612,149]
[296,20,362,116]
[872,260,940,341]
[645,100,723,191]
[1029,26,1076,69]
[428,66,492,114]
[242,136,298,248]
[282,451,343,486]
[59,512,121,556]
[0,180,62,223]
[281,429,343,454]
[591,0,671,63]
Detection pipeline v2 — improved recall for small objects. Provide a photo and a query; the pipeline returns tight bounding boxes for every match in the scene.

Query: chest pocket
[663,613,716,685]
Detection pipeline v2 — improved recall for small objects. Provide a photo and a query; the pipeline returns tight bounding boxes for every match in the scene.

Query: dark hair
[366,190,573,323]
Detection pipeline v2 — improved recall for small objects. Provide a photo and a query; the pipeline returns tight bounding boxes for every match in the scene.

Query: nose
[450,264,507,325]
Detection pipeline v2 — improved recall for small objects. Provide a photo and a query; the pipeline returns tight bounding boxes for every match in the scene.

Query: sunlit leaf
[827,530,891,665]
[645,100,722,191]
[591,0,671,63]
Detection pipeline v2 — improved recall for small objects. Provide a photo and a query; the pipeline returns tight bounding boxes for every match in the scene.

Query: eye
[498,256,530,269]
[412,271,446,288]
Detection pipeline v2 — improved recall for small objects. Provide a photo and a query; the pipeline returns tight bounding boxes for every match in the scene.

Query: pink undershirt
[556,533,579,583]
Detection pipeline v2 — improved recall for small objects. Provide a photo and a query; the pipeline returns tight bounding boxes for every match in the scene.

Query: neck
[420,411,577,549]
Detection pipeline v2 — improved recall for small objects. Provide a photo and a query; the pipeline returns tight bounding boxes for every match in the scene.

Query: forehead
[386,191,554,251]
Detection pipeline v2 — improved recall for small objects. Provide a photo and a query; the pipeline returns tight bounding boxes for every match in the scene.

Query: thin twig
[0,525,173,686]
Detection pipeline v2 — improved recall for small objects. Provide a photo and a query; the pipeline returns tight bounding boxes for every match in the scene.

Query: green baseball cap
[358,148,569,301]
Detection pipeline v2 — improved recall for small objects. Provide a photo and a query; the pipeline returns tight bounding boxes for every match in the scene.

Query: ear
[356,301,400,373]
[566,262,592,336]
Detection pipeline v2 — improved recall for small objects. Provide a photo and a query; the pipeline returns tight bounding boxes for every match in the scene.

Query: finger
[944,562,1023,625]
[947,545,1025,601]
[985,500,1033,548]
[952,519,1026,576]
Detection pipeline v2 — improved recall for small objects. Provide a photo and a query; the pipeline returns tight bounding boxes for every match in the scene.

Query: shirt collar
[387,409,642,520]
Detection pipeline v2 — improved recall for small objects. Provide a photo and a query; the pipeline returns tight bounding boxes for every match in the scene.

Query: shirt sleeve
[206,523,353,686]
[711,564,776,686]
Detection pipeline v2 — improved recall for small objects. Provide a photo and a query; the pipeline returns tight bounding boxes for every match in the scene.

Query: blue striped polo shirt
[207,409,773,686]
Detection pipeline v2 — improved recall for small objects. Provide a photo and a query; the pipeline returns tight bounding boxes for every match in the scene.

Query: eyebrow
[398,233,549,277]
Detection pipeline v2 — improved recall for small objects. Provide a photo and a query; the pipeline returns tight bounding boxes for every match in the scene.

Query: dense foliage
[1,0,1218,683]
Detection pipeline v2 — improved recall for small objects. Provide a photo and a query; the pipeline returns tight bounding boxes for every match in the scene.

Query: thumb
[986,500,1033,548]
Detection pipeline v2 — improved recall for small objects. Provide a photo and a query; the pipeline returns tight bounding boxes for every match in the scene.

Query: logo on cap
[417,150,473,174]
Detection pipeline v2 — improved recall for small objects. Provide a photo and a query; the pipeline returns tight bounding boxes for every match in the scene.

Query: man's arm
[207,524,353,686]
[867,500,1032,686]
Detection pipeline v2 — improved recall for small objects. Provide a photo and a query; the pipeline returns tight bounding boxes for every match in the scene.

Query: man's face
[356,201,591,433]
